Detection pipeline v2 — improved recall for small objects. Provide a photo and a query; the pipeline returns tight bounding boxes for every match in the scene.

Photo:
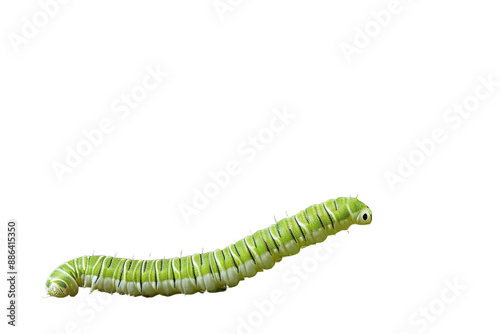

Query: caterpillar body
[46,197,372,298]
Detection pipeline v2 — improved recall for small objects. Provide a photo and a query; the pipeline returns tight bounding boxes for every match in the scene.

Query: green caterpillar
[46,197,372,298]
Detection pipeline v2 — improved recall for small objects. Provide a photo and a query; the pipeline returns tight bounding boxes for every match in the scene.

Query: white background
[1,1,499,333]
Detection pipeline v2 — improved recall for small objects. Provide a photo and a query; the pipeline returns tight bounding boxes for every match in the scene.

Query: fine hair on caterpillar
[46,197,372,298]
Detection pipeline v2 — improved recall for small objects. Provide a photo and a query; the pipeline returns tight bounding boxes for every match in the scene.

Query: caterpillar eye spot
[356,208,372,225]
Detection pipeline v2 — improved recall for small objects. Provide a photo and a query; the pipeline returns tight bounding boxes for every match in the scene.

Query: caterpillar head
[46,272,79,298]
[345,197,372,226]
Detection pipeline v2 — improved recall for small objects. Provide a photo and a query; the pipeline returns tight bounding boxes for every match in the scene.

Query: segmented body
[46,197,372,298]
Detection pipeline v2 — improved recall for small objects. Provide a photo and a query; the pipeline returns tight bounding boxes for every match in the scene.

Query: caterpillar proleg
[46,197,372,298]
